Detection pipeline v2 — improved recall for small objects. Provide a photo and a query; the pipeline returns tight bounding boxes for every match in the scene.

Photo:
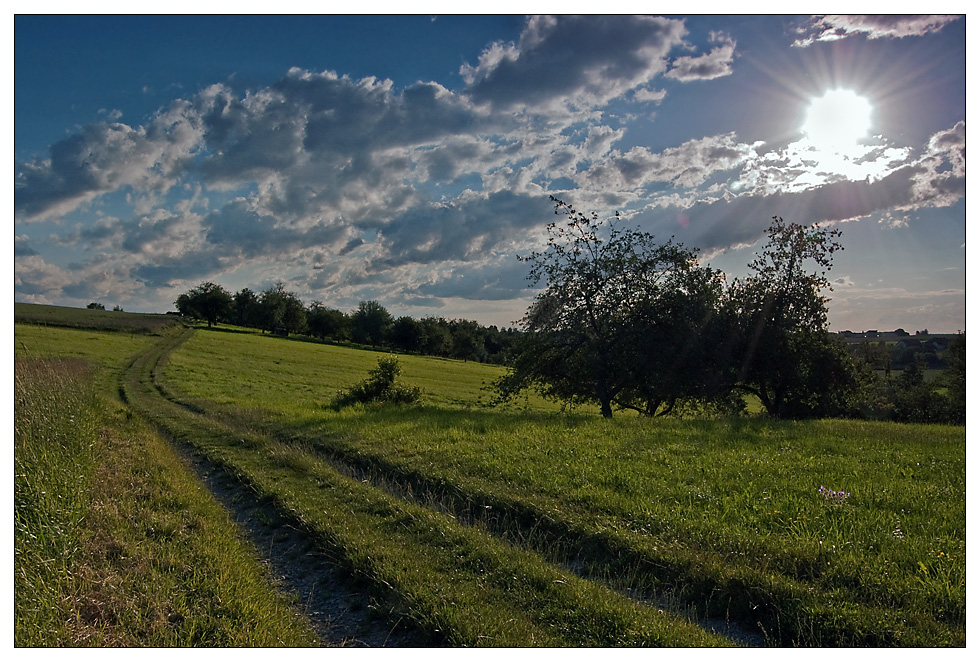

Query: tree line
[492,198,965,424]
[173,197,965,424]
[173,281,521,364]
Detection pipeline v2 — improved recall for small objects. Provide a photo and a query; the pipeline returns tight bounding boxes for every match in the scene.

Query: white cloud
[12,16,964,326]
[793,15,962,47]
[666,32,737,82]
[577,133,758,194]
[900,121,966,212]
[462,15,687,112]
[15,99,205,222]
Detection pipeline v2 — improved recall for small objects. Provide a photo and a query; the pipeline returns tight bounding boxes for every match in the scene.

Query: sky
[12,11,969,333]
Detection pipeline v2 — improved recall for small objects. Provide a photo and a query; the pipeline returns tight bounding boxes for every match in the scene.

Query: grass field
[14,301,178,335]
[14,319,319,646]
[13,308,967,646]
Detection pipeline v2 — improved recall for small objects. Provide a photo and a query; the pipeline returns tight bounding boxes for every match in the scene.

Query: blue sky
[13,12,968,332]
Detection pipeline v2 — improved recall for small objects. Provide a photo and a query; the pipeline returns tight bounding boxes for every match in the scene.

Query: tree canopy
[496,202,869,420]
[495,197,729,418]
[726,217,853,418]
[174,281,233,327]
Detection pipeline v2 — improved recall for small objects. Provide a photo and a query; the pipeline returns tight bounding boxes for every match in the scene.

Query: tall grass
[14,359,101,645]
[14,324,319,646]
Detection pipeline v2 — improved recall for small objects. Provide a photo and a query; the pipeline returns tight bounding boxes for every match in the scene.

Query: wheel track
[123,327,755,646]
[120,327,431,647]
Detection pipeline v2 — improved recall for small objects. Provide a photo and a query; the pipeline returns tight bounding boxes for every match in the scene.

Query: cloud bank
[14,15,965,326]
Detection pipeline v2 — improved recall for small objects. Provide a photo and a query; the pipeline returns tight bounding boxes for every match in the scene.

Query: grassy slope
[128,328,730,647]
[13,319,319,646]
[162,325,566,413]
[14,309,967,646]
[14,301,178,334]
[158,326,967,646]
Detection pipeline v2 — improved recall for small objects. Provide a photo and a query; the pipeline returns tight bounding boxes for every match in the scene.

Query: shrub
[332,356,422,408]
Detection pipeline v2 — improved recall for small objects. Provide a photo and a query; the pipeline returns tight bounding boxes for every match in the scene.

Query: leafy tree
[351,300,393,346]
[941,334,966,423]
[855,339,891,375]
[390,316,427,354]
[307,302,350,341]
[496,197,724,418]
[232,288,262,328]
[258,282,307,335]
[86,302,105,310]
[898,355,925,391]
[449,319,486,362]
[614,264,735,416]
[482,325,521,365]
[175,281,233,327]
[727,216,854,418]
[893,376,953,424]
[419,317,452,357]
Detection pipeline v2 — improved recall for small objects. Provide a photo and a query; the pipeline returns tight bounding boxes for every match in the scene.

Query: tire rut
[124,328,432,647]
[171,436,431,647]
[131,327,763,647]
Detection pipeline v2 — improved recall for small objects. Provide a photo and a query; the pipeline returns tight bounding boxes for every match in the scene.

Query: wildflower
[818,485,850,501]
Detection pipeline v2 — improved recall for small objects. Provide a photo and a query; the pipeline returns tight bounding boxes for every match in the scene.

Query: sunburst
[801,89,874,156]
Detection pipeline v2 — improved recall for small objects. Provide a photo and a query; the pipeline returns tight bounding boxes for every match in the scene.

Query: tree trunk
[596,345,615,418]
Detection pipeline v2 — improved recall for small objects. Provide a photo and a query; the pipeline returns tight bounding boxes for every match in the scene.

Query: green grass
[14,306,967,646]
[14,358,102,645]
[160,325,564,413]
[14,301,179,335]
[124,328,730,647]
[66,395,319,646]
[15,322,160,371]
[155,326,966,646]
[13,313,319,646]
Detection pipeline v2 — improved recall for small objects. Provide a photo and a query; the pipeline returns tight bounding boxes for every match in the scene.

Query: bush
[331,356,422,408]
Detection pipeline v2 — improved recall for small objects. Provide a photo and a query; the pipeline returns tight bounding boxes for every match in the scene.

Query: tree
[941,334,966,423]
[232,288,262,328]
[419,317,452,357]
[449,319,486,362]
[86,302,105,310]
[175,281,233,327]
[390,316,427,354]
[614,264,735,416]
[495,197,725,418]
[258,282,307,335]
[351,300,393,346]
[727,216,855,418]
[307,302,351,341]
[482,325,520,365]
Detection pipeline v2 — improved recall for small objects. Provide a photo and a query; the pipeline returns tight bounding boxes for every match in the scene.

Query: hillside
[13,304,967,647]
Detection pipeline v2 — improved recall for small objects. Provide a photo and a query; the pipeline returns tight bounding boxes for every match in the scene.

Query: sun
[801,89,874,155]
